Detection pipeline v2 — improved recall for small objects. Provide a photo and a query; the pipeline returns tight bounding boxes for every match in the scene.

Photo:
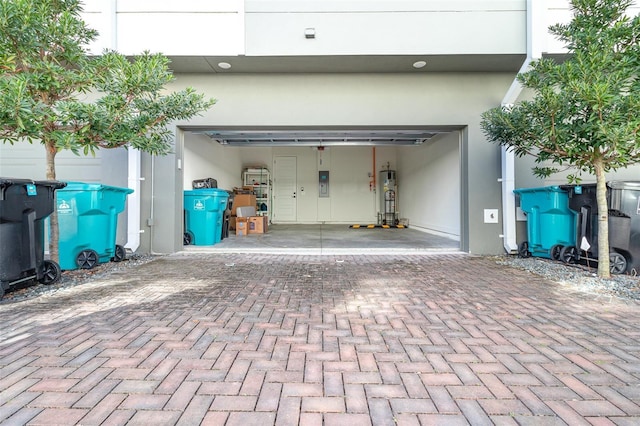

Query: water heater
[379,169,397,225]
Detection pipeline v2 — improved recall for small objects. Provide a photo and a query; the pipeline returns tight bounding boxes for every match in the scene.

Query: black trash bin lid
[0,177,35,188]
[0,178,67,190]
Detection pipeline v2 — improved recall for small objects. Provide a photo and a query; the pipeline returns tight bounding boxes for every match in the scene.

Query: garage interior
[181,127,463,253]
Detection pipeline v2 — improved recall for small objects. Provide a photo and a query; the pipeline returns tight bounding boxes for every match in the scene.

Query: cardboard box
[235,217,248,236]
[230,216,236,230]
[248,216,268,234]
[232,194,256,215]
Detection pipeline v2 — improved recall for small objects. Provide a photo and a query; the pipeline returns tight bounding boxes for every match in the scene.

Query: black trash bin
[0,178,66,298]
[561,183,636,274]
[607,181,640,274]
[220,191,233,241]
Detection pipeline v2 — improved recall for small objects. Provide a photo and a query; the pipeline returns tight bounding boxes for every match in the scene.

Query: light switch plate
[484,209,499,223]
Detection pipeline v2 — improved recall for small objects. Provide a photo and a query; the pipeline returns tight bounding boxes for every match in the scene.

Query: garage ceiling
[197,128,454,146]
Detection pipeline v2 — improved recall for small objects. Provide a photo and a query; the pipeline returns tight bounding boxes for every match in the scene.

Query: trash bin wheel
[609,252,628,275]
[76,249,99,269]
[517,241,531,258]
[39,260,62,285]
[560,246,578,264]
[550,244,563,261]
[184,232,193,246]
[112,244,126,262]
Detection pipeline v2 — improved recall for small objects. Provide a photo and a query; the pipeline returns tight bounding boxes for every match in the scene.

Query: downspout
[500,0,542,253]
[125,149,143,252]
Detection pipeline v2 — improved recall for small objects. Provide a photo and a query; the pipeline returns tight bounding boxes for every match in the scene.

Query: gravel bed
[0,253,158,304]
[494,254,640,302]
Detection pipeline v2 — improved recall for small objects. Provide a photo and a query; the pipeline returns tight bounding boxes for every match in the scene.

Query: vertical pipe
[372,147,376,189]
[125,149,141,252]
[372,147,377,222]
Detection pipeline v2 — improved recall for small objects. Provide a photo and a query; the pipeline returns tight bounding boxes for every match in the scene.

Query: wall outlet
[484,209,499,223]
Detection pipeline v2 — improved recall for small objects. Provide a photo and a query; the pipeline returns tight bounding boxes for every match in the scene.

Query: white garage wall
[182,137,400,223]
[183,133,244,191]
[398,132,460,237]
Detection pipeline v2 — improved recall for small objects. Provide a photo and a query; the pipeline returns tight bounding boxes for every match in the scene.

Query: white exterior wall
[245,0,525,55]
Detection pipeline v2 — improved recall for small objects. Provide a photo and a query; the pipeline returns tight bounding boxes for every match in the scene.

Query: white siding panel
[117,0,241,13]
[117,13,244,56]
[0,143,103,181]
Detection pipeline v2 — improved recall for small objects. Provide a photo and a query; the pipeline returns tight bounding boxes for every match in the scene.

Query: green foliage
[0,0,215,158]
[481,0,640,182]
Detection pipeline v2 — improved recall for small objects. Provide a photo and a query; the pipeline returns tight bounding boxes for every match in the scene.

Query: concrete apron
[180,224,462,256]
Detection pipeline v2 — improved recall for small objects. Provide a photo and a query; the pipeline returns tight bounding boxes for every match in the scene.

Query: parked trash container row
[515,181,640,275]
[1,178,132,298]
[0,178,66,298]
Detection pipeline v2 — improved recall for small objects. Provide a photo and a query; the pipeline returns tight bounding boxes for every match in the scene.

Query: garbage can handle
[24,210,37,270]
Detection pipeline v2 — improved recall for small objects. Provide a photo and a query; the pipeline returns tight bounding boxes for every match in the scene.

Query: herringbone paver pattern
[1,253,640,425]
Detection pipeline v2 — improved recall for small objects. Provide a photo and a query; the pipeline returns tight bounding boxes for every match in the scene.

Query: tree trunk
[594,159,610,279]
[45,140,59,263]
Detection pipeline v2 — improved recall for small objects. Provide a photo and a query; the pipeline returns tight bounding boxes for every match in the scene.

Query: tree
[481,0,640,278]
[0,0,216,262]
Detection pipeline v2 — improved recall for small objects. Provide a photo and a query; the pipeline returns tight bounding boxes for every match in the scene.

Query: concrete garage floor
[183,224,461,255]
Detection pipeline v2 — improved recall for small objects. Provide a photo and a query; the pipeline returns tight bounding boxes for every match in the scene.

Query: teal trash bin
[184,188,230,245]
[513,186,577,260]
[56,182,133,270]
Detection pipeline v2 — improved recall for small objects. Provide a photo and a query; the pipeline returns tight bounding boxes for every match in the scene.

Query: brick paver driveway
[1,253,640,425]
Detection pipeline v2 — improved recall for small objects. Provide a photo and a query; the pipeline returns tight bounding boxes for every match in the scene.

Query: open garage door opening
[180,127,463,253]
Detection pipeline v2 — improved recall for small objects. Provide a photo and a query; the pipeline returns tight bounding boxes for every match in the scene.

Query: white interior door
[273,156,297,222]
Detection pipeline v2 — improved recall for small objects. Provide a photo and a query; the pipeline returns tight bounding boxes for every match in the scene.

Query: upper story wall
[81,1,639,59]
[244,0,526,56]
[82,0,526,57]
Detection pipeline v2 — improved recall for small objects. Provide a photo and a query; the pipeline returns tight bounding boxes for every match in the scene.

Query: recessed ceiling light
[412,60,427,69]
[218,62,231,70]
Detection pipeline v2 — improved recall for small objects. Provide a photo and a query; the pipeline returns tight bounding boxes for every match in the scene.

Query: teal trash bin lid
[184,188,229,212]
